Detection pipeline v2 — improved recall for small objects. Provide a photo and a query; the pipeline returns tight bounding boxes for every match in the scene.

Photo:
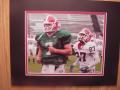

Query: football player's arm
[35,33,43,62]
[72,42,79,56]
[36,46,42,62]
[88,52,100,68]
[48,44,72,55]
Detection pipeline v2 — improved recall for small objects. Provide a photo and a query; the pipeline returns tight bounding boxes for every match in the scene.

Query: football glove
[80,66,90,73]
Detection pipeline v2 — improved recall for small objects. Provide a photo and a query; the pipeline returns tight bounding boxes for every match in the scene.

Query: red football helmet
[77,28,93,43]
[43,15,59,33]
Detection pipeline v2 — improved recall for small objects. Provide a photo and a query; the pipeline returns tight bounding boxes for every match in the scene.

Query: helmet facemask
[77,33,87,43]
[44,15,58,34]
[78,28,92,43]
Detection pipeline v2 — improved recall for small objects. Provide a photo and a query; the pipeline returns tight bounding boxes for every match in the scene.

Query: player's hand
[80,66,90,73]
[48,46,57,53]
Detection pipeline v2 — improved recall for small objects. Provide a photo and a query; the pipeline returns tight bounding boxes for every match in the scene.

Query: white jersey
[73,41,82,54]
[73,41,100,68]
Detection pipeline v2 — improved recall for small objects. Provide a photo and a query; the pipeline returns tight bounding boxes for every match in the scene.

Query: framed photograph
[25,11,106,76]
[10,0,120,86]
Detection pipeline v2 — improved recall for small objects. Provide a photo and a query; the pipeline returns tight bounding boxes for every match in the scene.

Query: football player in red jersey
[35,15,72,74]
[70,28,100,73]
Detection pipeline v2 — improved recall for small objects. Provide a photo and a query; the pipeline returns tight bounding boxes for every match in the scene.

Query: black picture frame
[10,0,120,86]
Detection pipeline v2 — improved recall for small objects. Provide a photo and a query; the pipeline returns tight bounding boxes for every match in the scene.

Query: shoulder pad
[35,32,44,41]
[57,30,71,38]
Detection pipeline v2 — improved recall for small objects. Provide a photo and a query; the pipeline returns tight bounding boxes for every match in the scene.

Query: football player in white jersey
[70,28,100,73]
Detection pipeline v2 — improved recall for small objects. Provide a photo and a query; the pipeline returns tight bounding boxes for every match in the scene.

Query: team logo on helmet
[44,15,59,33]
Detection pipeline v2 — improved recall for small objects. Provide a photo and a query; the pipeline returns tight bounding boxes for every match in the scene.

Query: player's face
[44,23,57,36]
[44,23,53,32]
[78,33,86,42]
[84,35,91,42]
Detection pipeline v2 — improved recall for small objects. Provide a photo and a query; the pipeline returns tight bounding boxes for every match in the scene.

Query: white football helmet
[77,28,93,43]
[43,15,59,33]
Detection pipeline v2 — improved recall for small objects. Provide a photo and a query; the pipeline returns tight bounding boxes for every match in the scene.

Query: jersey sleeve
[73,42,78,52]
[35,32,44,41]
[59,30,72,45]
[63,35,71,45]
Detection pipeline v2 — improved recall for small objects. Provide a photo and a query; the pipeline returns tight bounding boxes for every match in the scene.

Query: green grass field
[28,55,102,73]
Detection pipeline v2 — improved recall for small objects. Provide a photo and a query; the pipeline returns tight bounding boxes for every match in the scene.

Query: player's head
[77,28,93,43]
[43,15,59,33]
